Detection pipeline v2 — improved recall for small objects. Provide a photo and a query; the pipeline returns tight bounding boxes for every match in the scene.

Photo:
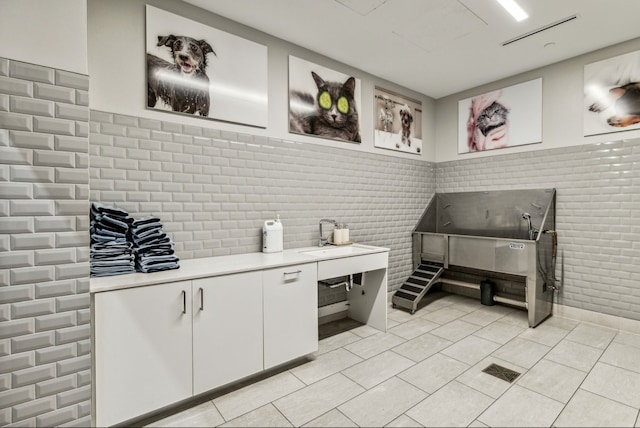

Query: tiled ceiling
[183,0,640,99]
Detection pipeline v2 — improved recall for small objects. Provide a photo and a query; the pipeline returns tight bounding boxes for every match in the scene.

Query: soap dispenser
[262,214,283,253]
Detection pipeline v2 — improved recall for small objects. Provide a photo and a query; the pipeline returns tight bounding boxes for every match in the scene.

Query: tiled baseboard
[553,302,640,334]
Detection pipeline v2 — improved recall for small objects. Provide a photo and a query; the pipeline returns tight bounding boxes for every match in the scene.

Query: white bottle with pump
[262,214,283,253]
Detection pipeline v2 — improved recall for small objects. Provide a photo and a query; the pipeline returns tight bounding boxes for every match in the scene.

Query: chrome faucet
[522,212,538,240]
[318,219,338,247]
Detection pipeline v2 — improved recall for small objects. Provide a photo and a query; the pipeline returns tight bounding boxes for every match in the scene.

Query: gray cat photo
[289,56,362,143]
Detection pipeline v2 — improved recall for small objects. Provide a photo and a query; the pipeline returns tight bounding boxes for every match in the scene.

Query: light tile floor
[145,292,640,427]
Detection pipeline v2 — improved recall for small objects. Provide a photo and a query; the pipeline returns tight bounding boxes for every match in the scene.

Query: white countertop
[90,243,390,293]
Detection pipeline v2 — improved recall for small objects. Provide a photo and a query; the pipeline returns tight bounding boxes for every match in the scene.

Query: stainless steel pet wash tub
[392,189,557,327]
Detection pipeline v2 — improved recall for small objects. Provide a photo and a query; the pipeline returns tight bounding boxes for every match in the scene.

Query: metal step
[392,262,444,314]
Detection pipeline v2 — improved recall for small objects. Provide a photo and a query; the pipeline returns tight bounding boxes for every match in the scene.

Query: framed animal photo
[458,78,542,154]
[584,50,640,136]
[288,56,362,143]
[146,5,268,128]
[374,87,422,154]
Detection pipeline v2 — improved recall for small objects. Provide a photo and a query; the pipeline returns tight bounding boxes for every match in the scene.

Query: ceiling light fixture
[496,0,528,21]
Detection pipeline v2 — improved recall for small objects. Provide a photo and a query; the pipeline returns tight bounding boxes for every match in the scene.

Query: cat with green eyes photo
[289,71,361,143]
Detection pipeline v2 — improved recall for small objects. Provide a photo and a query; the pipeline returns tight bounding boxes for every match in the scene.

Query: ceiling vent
[501,14,578,46]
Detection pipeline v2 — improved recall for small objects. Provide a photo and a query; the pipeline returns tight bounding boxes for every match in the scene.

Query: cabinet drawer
[263,263,318,369]
[317,252,388,280]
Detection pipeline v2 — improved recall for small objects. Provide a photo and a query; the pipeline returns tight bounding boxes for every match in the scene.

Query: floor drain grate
[482,363,521,383]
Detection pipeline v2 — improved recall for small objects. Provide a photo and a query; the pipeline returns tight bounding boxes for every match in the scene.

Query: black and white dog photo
[398,106,413,147]
[147,35,215,116]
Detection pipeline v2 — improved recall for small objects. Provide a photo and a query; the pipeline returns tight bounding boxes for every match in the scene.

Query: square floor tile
[564,323,617,349]
[407,381,493,427]
[460,308,508,327]
[439,294,479,307]
[599,341,640,374]
[350,324,381,338]
[213,371,305,421]
[420,307,468,324]
[517,323,569,347]
[344,332,406,359]
[516,359,586,403]
[388,310,416,323]
[398,352,469,393]
[419,295,454,311]
[542,316,579,331]
[316,331,362,355]
[581,362,640,408]
[553,389,638,427]
[342,350,415,389]
[290,348,362,385]
[392,332,453,362]
[478,384,563,427]
[497,310,529,328]
[273,373,364,427]
[339,377,427,427]
[455,356,527,399]
[430,319,481,342]
[473,320,526,345]
[491,337,550,369]
[219,404,292,427]
[389,318,439,340]
[302,409,357,427]
[387,319,400,329]
[441,335,501,366]
[544,339,603,372]
[385,414,423,427]
[614,331,640,349]
[146,401,224,427]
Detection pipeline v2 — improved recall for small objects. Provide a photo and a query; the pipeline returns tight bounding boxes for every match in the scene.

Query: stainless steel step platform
[391,262,444,314]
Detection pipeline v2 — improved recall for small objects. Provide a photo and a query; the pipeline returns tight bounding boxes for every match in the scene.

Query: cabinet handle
[199,287,204,311]
[181,290,187,314]
[283,270,302,276]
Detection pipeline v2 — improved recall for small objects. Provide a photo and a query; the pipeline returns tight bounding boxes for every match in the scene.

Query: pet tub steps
[392,261,444,314]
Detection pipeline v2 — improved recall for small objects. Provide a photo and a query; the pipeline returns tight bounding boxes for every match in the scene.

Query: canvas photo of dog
[373,87,423,154]
[399,107,414,147]
[145,5,269,127]
[584,50,640,136]
[147,35,215,117]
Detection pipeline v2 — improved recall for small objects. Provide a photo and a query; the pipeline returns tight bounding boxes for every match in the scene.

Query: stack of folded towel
[130,216,179,273]
[90,203,135,277]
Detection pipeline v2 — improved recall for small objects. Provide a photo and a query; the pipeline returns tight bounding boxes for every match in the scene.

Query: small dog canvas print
[147,35,215,117]
[373,87,423,154]
[399,106,414,147]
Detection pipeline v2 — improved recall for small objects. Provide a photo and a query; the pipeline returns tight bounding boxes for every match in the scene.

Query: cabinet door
[192,271,263,395]
[263,263,318,369]
[94,281,193,427]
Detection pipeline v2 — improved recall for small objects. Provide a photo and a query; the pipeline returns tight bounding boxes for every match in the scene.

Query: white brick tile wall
[89,111,436,299]
[0,77,33,97]
[0,58,89,425]
[33,83,74,104]
[436,139,640,321]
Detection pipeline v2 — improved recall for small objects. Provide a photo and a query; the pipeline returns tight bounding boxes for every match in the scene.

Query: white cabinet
[94,281,193,427]
[93,261,327,425]
[192,271,263,395]
[263,263,318,369]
